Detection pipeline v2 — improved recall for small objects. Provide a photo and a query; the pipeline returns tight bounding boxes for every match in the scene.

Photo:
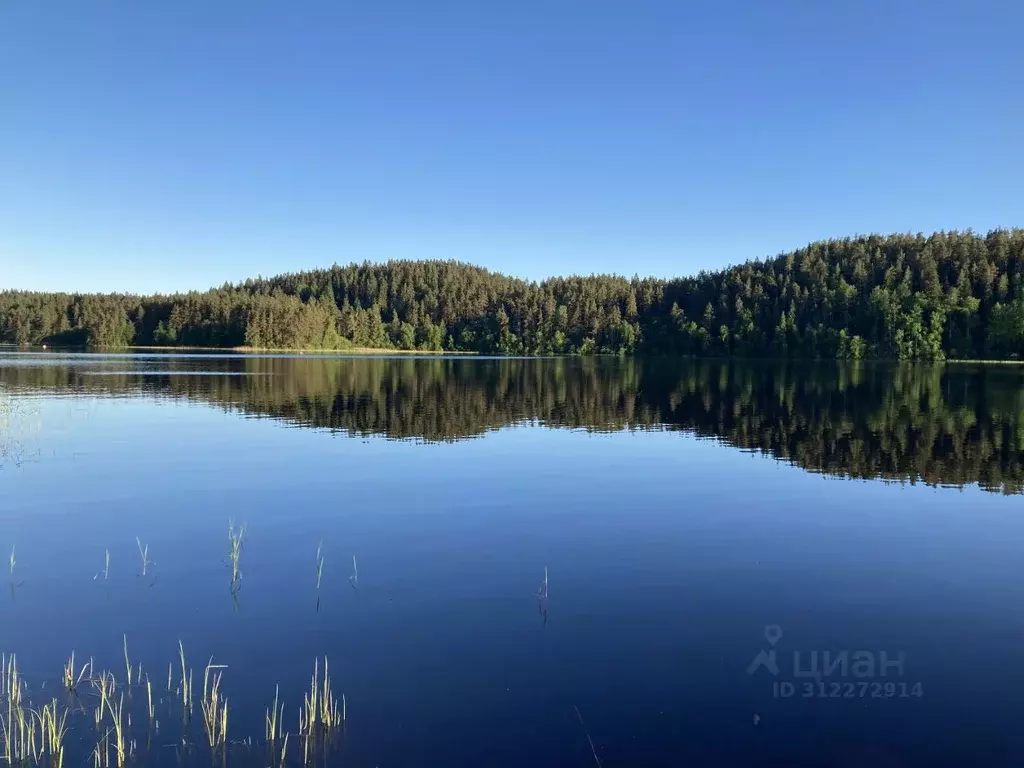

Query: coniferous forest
[2,230,1024,359]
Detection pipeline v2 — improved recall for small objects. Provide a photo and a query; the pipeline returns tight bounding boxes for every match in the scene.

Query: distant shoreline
[1,343,477,356]
[2,345,1021,364]
[230,346,475,355]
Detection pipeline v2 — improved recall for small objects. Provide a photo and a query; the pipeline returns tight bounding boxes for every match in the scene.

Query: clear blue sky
[2,1,1022,294]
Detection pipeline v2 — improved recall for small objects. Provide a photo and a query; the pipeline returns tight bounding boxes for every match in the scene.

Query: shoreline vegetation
[125,344,473,355]
[4,342,1024,363]
[0,343,474,355]
[5,344,1024,363]
[2,229,1024,360]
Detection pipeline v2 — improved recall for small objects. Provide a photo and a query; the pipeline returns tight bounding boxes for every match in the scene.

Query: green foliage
[2,229,1024,358]
[397,322,416,350]
[987,299,1024,358]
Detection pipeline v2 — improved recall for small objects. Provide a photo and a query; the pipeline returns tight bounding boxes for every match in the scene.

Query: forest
[2,229,1023,359]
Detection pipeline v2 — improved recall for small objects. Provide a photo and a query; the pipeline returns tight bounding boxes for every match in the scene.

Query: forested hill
[2,230,1023,359]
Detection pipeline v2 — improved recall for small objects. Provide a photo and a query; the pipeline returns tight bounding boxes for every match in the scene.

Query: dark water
[1,352,1024,767]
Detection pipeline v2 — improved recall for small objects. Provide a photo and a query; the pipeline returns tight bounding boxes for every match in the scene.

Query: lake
[1,352,1024,767]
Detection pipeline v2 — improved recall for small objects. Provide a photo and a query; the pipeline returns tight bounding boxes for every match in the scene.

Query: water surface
[1,353,1023,767]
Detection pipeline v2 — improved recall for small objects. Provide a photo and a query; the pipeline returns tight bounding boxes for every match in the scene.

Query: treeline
[4,357,1022,492]
[2,230,1024,359]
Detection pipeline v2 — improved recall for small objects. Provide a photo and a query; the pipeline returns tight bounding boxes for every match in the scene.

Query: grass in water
[200,659,229,751]
[1,653,28,765]
[92,671,116,729]
[298,657,345,765]
[0,687,70,768]
[6,547,24,591]
[63,651,92,694]
[92,730,111,768]
[178,641,193,716]
[104,693,130,768]
[315,541,325,590]
[94,549,110,581]
[228,521,246,586]
[298,657,344,741]
[266,684,284,742]
[278,732,290,767]
[135,538,152,577]
[33,699,70,768]
[122,636,132,687]
[266,683,289,766]
[4,646,350,767]
[574,704,602,768]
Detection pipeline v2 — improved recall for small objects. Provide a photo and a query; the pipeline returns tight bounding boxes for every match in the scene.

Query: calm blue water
[1,353,1023,766]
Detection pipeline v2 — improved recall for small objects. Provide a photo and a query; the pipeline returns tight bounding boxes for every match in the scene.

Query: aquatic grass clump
[298,657,345,762]
[92,731,111,768]
[318,659,345,731]
[92,671,116,730]
[122,636,132,687]
[266,685,284,742]
[1,654,23,709]
[3,643,350,768]
[177,641,194,716]
[298,658,345,764]
[33,699,70,768]
[94,550,110,581]
[104,693,130,768]
[315,541,325,590]
[135,538,153,577]
[2,699,69,768]
[145,673,154,721]
[0,704,31,766]
[276,732,290,767]
[0,658,69,767]
[200,659,229,751]
[0,653,29,765]
[227,521,246,586]
[6,547,24,591]
[63,651,92,694]
[266,684,289,766]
